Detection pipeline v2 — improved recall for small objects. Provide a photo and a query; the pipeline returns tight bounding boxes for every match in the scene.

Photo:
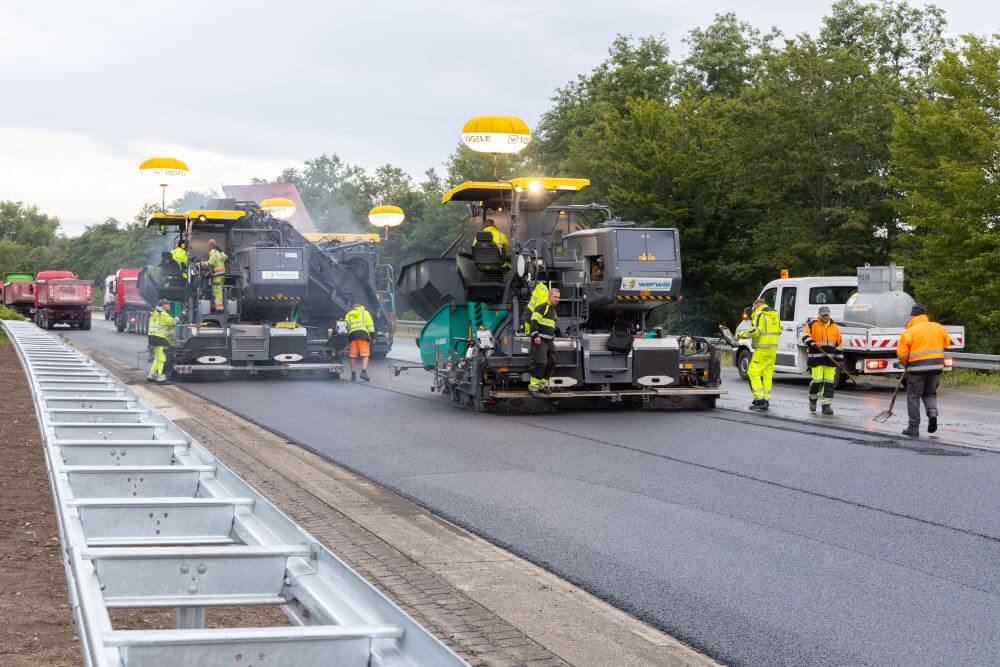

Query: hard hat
[818,306,831,316]
[911,304,927,316]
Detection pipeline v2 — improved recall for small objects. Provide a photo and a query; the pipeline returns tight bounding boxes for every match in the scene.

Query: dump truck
[303,232,395,357]
[2,272,36,317]
[395,177,724,412]
[109,267,151,333]
[138,200,387,379]
[33,270,93,330]
[734,264,965,381]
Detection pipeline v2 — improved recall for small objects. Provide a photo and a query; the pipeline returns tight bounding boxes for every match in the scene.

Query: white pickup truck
[734,266,965,382]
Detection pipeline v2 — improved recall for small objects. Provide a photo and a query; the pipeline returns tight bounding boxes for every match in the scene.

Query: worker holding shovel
[800,306,842,415]
[897,305,952,436]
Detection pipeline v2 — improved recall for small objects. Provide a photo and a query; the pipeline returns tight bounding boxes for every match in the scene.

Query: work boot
[360,369,370,382]
[822,404,834,415]
[541,385,553,395]
[155,374,168,384]
[928,416,938,433]
[146,375,156,383]
[351,372,357,382]
[902,426,920,437]
[809,399,817,413]
[761,400,770,411]
[749,399,767,412]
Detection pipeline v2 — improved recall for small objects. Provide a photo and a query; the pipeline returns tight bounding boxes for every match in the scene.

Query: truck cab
[103,275,116,319]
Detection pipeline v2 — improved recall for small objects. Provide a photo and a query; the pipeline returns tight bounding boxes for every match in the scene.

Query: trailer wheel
[736,348,752,381]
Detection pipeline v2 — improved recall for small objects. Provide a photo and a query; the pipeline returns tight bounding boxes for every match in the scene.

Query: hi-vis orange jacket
[800,319,843,366]
[897,314,951,373]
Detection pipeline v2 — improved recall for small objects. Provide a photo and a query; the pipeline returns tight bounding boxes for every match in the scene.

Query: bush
[0,304,27,344]
[0,305,26,321]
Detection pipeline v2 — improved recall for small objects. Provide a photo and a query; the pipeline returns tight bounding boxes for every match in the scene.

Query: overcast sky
[1,0,995,235]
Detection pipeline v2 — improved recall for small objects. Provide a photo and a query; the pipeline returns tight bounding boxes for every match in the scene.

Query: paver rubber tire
[736,348,752,381]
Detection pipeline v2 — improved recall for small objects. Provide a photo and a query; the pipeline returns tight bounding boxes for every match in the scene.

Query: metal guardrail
[2,320,466,667]
[951,352,1000,371]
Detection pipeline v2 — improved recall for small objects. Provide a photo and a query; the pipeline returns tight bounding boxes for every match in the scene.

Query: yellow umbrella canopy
[260,197,297,220]
[138,156,189,184]
[368,205,405,228]
[461,115,531,154]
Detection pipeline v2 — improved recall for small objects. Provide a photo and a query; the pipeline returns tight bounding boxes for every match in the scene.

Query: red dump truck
[2,272,37,317]
[110,267,150,333]
[34,270,93,330]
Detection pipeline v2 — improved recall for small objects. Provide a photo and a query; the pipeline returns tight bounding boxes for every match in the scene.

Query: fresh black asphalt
[64,320,1000,666]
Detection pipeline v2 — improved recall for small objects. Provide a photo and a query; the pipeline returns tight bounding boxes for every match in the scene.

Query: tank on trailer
[842,264,916,328]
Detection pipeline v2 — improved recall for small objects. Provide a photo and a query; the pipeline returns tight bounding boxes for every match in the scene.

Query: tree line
[1,0,997,351]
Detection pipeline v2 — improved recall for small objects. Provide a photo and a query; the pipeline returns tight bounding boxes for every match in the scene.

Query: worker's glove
[811,342,821,351]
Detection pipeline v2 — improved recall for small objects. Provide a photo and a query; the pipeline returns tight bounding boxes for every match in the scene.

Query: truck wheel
[45,315,54,330]
[103,305,112,320]
[80,315,91,331]
[736,348,752,381]
[115,313,126,332]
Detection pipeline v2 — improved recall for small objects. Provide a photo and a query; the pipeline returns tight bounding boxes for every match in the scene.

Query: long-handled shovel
[873,373,907,423]
[815,348,874,390]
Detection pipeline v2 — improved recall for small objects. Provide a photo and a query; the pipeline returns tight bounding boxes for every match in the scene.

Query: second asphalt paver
[65,319,1000,667]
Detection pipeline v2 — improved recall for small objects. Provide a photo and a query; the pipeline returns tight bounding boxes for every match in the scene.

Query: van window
[760,287,777,308]
[809,286,856,305]
[780,288,796,321]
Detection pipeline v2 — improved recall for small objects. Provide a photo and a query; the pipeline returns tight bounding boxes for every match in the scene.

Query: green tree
[0,200,60,247]
[675,13,775,98]
[890,36,1000,352]
[819,0,949,82]
[534,35,676,173]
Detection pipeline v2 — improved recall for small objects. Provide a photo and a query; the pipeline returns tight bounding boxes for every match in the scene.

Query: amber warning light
[780,269,790,279]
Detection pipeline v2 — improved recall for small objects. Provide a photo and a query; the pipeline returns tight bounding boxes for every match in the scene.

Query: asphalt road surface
[63,319,1000,666]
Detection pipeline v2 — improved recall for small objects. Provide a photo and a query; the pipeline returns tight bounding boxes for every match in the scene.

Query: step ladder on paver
[2,321,466,667]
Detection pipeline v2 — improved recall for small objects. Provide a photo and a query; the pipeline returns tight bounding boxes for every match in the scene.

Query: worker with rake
[800,306,843,415]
